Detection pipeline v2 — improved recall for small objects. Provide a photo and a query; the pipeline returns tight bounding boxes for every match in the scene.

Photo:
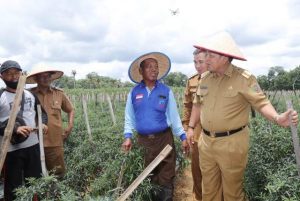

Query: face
[139,58,159,82]
[35,72,52,87]
[205,51,228,73]
[0,68,21,82]
[194,52,208,75]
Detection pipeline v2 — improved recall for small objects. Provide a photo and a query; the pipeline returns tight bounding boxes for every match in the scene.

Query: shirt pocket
[222,90,239,107]
[223,90,238,98]
[199,88,208,103]
[154,95,168,112]
[51,102,61,117]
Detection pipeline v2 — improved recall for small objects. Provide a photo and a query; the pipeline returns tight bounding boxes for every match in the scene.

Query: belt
[138,127,171,139]
[203,125,247,138]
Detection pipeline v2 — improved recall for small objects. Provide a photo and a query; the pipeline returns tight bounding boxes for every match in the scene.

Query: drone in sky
[169,8,179,16]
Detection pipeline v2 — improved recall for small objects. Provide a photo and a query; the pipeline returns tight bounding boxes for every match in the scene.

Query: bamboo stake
[0,74,26,172]
[286,99,300,177]
[37,105,48,177]
[106,94,116,126]
[82,96,93,142]
[117,144,172,201]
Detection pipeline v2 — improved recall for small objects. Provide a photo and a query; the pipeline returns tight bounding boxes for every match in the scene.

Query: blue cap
[0,60,22,74]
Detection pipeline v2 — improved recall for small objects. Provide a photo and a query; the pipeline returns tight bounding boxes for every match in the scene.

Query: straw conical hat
[194,31,247,61]
[26,64,64,84]
[128,52,171,83]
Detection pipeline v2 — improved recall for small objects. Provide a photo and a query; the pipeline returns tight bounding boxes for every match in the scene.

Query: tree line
[53,65,300,90]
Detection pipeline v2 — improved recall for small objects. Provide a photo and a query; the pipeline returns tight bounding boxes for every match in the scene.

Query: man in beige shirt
[27,66,74,178]
[182,49,207,201]
[187,32,298,201]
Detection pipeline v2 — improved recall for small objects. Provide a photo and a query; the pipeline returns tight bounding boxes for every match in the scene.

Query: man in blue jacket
[122,52,189,201]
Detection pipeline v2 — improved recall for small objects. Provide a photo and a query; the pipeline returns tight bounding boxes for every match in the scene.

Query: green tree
[163,72,188,87]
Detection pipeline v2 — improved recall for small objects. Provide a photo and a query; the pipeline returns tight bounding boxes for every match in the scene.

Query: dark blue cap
[0,60,22,74]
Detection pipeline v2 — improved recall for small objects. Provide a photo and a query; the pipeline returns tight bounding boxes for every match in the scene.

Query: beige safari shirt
[30,87,74,147]
[182,73,202,141]
[194,64,269,132]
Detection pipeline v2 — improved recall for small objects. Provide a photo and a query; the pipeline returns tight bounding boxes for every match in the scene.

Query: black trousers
[4,143,42,201]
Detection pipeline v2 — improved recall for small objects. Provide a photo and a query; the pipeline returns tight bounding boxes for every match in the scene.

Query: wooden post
[0,74,26,172]
[37,105,48,177]
[286,99,300,177]
[82,96,93,142]
[117,144,172,201]
[106,94,116,126]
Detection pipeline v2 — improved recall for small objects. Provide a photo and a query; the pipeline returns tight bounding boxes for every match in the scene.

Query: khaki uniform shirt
[194,64,269,132]
[30,87,73,147]
[182,73,202,141]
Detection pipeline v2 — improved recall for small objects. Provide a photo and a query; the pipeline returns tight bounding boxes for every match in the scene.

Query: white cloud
[0,0,299,88]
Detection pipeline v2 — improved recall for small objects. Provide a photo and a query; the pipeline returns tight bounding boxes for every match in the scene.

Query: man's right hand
[187,127,194,147]
[16,126,32,137]
[122,138,132,152]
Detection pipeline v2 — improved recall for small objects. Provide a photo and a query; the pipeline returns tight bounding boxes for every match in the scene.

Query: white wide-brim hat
[26,64,64,84]
[194,31,247,61]
[128,52,171,83]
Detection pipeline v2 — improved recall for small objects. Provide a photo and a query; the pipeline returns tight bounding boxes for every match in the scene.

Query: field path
[174,163,194,201]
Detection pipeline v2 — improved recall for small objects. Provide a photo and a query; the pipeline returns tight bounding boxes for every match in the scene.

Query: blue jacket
[124,81,186,141]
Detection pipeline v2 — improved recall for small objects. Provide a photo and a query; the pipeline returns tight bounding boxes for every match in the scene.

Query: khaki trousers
[199,128,249,201]
[191,141,202,201]
[44,146,66,178]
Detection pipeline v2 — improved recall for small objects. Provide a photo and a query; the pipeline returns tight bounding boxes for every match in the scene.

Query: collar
[224,64,233,77]
[34,86,54,94]
[139,80,159,88]
[211,63,233,78]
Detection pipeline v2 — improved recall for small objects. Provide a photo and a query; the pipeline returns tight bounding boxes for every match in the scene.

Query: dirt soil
[173,163,194,201]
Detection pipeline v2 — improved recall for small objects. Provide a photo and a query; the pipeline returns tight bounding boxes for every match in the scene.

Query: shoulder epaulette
[188,73,199,80]
[235,67,252,79]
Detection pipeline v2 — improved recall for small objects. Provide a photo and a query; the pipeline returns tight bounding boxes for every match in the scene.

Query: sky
[0,0,299,86]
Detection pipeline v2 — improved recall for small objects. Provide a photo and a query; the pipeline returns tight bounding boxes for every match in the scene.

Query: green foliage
[13,88,300,200]
[257,65,300,90]
[245,113,300,201]
[163,72,188,87]
[53,72,134,89]
[15,175,79,201]
[14,89,186,200]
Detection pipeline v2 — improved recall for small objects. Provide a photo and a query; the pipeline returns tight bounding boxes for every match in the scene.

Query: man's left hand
[181,139,190,156]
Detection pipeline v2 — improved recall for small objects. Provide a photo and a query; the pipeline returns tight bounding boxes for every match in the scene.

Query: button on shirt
[182,74,202,141]
[124,81,186,140]
[31,87,73,147]
[194,64,270,132]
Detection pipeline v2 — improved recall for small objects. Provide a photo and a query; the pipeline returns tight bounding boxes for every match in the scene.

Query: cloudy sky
[0,0,299,86]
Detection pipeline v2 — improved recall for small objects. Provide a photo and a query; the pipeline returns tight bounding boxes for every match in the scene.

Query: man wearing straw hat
[27,65,74,178]
[122,52,189,201]
[187,32,298,200]
[182,48,208,201]
[0,60,48,201]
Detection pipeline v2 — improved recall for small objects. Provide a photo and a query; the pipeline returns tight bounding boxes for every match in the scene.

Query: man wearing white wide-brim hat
[122,52,189,200]
[187,32,298,200]
[27,64,74,178]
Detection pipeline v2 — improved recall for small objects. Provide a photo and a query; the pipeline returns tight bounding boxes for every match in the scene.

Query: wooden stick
[106,94,116,126]
[37,105,48,177]
[0,74,26,172]
[82,96,93,142]
[117,144,172,201]
[286,99,300,177]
